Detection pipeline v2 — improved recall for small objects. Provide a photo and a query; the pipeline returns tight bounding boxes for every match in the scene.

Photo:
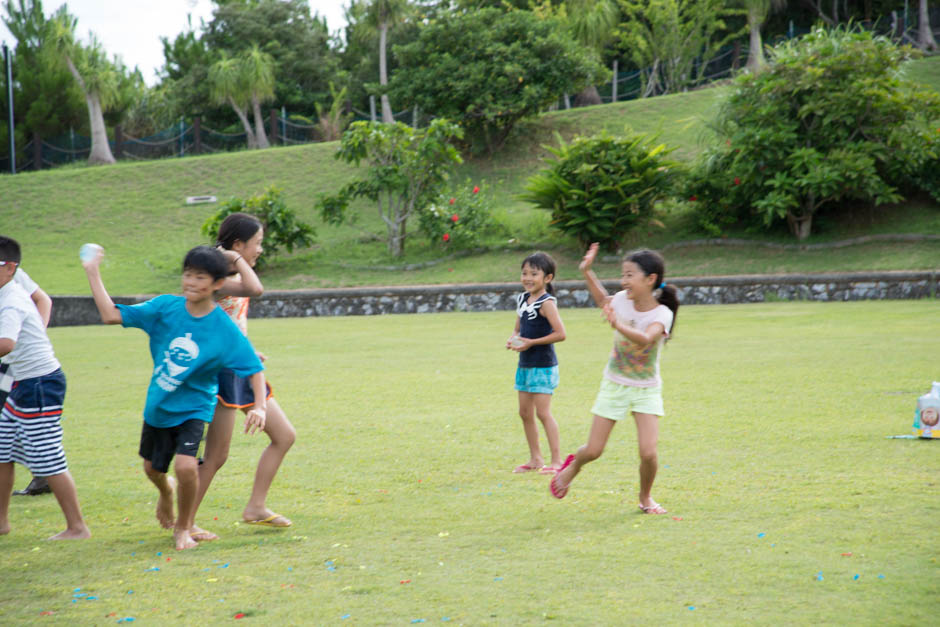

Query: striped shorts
[0,368,68,476]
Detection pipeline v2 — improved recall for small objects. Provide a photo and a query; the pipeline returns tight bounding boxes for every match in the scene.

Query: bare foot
[174,528,198,550]
[156,476,176,529]
[190,526,219,542]
[48,526,91,540]
[0,521,10,535]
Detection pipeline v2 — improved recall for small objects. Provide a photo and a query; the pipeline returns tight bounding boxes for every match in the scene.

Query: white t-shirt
[603,291,673,388]
[0,277,60,380]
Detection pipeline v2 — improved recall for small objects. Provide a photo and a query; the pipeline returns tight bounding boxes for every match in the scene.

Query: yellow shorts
[590,378,664,420]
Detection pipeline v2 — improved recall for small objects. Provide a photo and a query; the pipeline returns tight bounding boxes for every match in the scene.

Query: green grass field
[1,301,937,624]
[1,57,938,296]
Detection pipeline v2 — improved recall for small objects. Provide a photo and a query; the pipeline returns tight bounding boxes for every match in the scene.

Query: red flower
[448,197,456,205]
[689,195,697,202]
[472,186,479,194]
[451,214,459,223]
[442,233,450,242]
[733,177,741,185]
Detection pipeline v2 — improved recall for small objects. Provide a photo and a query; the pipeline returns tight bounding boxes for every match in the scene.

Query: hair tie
[658,282,666,289]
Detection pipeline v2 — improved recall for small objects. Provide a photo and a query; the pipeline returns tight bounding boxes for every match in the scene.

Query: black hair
[216,212,262,250]
[625,248,679,337]
[521,251,557,296]
[182,245,229,281]
[0,236,22,265]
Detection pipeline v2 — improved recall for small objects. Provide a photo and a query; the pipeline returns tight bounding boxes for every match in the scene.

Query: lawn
[1,301,937,624]
[0,57,938,296]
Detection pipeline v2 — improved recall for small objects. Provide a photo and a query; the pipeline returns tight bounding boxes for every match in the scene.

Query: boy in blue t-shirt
[83,245,265,550]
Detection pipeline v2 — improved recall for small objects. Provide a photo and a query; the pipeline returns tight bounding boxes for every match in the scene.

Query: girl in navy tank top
[507,252,567,474]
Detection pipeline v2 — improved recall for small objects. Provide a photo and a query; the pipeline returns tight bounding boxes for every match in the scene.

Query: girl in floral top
[550,244,679,515]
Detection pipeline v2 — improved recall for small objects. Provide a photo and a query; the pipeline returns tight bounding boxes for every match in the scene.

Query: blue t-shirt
[516,292,558,368]
[117,294,264,428]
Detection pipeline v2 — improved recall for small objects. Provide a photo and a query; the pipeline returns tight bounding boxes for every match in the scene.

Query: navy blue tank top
[516,292,558,368]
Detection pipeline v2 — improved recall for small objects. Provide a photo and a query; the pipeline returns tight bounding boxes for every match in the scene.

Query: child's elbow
[555,331,566,342]
[247,286,264,298]
[0,338,15,357]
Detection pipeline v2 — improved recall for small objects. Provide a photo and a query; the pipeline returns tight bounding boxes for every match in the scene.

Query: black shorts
[139,419,206,473]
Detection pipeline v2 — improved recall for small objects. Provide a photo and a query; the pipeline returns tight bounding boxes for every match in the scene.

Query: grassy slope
[0,57,938,295]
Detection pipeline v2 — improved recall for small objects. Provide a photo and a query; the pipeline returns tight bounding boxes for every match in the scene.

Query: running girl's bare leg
[242,398,295,524]
[143,459,176,530]
[190,403,236,540]
[633,412,660,508]
[0,462,13,534]
[553,415,616,492]
[173,454,199,550]
[533,393,561,468]
[517,391,545,469]
[44,471,91,540]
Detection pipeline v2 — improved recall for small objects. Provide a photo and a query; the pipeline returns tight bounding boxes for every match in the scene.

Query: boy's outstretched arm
[579,243,611,308]
[81,248,123,325]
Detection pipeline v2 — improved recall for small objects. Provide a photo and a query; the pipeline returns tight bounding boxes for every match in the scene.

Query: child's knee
[638,447,657,464]
[581,443,604,462]
[174,456,199,480]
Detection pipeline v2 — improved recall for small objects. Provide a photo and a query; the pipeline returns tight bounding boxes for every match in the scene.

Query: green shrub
[418,181,496,251]
[201,186,315,266]
[687,27,940,240]
[521,132,681,250]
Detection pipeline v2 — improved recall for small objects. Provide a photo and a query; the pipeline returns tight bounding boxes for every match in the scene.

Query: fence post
[269,109,278,146]
[369,95,377,122]
[611,60,618,103]
[193,117,202,154]
[32,132,41,170]
[412,105,419,128]
[114,124,123,159]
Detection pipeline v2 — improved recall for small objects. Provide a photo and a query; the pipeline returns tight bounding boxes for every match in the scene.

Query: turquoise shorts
[515,366,559,395]
[590,378,664,420]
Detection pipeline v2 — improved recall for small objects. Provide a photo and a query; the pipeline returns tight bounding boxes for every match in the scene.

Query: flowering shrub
[418,182,495,250]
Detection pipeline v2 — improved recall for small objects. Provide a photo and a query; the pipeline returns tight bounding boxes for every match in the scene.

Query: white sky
[0,0,350,85]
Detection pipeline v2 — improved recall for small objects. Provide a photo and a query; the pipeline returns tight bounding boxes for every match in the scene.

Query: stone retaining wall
[49,271,938,327]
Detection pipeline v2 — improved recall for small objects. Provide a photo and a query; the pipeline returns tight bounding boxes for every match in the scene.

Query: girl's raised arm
[217,249,263,297]
[579,243,610,308]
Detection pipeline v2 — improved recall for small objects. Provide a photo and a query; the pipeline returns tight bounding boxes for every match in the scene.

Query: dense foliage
[390,8,606,154]
[418,181,496,250]
[522,132,681,250]
[201,186,316,266]
[686,27,940,240]
[317,119,463,257]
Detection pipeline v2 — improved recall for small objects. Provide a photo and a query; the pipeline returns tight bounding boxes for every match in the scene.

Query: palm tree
[566,0,619,106]
[208,47,275,149]
[48,10,118,164]
[208,53,257,148]
[742,0,786,73]
[364,0,410,124]
[918,0,938,51]
[242,45,276,148]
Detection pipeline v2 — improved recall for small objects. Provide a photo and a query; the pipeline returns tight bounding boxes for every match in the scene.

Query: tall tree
[362,0,411,123]
[47,8,119,164]
[741,0,787,73]
[568,0,620,105]
[242,45,276,148]
[918,0,937,51]
[208,46,275,149]
[208,52,256,147]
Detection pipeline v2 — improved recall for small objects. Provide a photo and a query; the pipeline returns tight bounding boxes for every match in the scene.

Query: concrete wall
[49,271,938,327]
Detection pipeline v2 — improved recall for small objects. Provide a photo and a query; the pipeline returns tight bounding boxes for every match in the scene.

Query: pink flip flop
[549,454,575,499]
[512,464,539,473]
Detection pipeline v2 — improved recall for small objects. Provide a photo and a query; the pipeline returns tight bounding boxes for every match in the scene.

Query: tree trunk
[84,92,116,164]
[379,21,394,124]
[63,54,115,164]
[574,84,603,107]
[745,8,766,74]
[252,96,270,148]
[918,0,938,51]
[787,211,813,240]
[230,97,257,149]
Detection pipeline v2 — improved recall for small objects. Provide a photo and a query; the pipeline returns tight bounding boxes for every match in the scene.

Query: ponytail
[626,248,680,338]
